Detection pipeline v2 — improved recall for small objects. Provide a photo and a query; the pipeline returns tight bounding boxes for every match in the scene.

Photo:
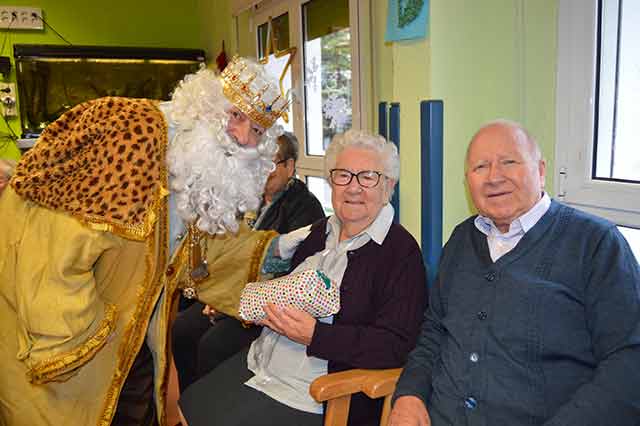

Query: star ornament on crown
[221,55,291,129]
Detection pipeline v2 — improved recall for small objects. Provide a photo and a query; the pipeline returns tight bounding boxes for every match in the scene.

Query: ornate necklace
[182,222,210,299]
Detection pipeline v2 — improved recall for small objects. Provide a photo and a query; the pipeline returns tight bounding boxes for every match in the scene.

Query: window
[306,175,334,214]
[302,0,353,156]
[257,12,293,132]
[619,227,640,260]
[556,0,640,256]
[253,0,371,209]
[593,0,640,182]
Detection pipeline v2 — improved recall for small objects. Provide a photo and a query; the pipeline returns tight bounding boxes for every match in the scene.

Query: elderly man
[390,120,640,426]
[0,56,293,426]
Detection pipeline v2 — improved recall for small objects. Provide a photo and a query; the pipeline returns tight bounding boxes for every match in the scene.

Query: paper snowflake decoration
[323,95,350,131]
[305,58,320,92]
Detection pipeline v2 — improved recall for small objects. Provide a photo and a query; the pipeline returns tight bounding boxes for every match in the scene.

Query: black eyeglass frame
[329,168,384,188]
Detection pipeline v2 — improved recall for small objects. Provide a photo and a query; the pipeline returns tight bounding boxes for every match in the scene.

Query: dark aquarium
[13,44,205,138]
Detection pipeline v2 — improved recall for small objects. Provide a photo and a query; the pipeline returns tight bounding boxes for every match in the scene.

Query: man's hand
[260,303,316,346]
[202,304,216,315]
[389,396,431,426]
[201,304,223,324]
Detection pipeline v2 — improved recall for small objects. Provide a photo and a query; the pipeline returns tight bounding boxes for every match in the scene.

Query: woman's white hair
[324,128,400,183]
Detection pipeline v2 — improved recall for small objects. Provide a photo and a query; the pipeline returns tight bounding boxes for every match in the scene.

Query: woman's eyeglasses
[329,169,383,188]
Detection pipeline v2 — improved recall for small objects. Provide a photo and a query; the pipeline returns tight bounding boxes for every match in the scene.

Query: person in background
[172,131,325,392]
[0,158,16,195]
[389,119,640,426]
[178,129,427,426]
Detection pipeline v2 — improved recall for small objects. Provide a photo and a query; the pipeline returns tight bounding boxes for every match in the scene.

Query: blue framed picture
[385,0,429,42]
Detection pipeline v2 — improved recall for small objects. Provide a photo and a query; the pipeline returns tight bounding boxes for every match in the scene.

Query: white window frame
[556,0,640,228]
[252,0,372,180]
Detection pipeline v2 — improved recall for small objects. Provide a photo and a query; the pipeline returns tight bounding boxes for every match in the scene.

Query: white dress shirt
[474,193,551,262]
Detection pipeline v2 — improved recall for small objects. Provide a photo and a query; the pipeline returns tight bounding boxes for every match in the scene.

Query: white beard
[166,117,278,235]
[164,67,281,234]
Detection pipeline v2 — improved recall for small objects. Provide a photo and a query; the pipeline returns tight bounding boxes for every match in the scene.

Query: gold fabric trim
[98,111,170,426]
[248,230,279,282]
[27,304,118,385]
[82,184,169,242]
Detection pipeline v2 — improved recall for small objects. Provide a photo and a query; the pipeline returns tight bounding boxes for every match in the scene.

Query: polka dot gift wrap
[238,269,341,322]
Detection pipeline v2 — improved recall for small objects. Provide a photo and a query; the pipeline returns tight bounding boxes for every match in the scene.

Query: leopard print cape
[11,97,169,241]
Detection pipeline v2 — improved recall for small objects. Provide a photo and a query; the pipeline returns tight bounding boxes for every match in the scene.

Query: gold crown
[220,55,291,129]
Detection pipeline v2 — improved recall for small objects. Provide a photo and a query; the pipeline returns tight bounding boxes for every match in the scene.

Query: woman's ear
[385,178,397,204]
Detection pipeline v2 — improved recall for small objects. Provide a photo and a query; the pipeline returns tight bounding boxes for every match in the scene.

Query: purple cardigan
[291,218,428,426]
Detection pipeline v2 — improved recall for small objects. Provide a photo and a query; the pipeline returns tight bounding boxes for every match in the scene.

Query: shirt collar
[327,203,395,245]
[475,192,551,236]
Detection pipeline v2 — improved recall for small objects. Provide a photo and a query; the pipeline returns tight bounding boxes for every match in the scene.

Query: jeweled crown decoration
[220,55,291,129]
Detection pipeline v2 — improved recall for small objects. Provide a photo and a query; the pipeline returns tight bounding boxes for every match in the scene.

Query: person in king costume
[0,56,294,426]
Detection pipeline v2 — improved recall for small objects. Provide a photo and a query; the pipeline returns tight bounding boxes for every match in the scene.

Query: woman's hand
[388,396,431,426]
[261,303,316,346]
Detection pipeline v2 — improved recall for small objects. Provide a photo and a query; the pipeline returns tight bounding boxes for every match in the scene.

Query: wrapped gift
[239,269,340,322]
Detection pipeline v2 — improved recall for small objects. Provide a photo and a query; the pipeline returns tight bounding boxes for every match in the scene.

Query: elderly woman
[178,129,427,426]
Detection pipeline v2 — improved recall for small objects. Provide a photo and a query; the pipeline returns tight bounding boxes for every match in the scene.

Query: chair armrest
[310,368,403,426]
[311,368,371,403]
[310,367,403,402]
[362,368,402,399]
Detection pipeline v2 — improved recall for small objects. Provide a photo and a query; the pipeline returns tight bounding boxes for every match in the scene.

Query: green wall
[197,0,235,60]
[372,1,431,241]
[372,0,557,240]
[0,0,203,160]
[430,0,557,238]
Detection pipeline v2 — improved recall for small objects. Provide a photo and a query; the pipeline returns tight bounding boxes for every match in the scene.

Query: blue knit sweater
[395,200,640,426]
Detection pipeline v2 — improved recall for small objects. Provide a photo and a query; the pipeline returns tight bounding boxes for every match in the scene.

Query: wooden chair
[310,368,402,426]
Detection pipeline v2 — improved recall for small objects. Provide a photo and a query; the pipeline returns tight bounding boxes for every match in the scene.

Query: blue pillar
[378,102,388,139]
[420,100,443,286]
[389,102,400,224]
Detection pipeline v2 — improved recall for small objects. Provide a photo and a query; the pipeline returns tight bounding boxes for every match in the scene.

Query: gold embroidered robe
[0,186,276,426]
[0,97,277,426]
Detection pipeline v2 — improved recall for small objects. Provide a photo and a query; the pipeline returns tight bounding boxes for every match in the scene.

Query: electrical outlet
[0,6,43,30]
[0,82,17,117]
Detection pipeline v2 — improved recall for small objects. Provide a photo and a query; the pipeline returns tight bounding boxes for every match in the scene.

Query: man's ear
[538,159,547,191]
[285,158,296,178]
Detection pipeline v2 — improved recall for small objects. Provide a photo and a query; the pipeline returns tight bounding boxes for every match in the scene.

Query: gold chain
[183,222,209,299]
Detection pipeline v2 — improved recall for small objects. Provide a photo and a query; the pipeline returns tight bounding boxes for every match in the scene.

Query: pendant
[190,260,210,282]
[182,286,197,299]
